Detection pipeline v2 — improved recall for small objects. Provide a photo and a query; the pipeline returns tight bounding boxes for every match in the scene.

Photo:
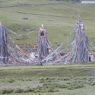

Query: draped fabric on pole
[71,20,89,63]
[37,25,50,64]
[0,22,9,64]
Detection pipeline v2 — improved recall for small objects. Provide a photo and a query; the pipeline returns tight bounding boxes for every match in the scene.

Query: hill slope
[0,0,95,51]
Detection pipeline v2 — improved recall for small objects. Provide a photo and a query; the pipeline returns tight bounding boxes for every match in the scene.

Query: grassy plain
[0,64,95,95]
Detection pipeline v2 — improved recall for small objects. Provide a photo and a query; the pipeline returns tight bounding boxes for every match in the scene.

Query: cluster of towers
[0,20,93,65]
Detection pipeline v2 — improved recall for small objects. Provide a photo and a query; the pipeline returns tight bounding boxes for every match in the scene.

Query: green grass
[0,64,95,95]
[0,0,95,50]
